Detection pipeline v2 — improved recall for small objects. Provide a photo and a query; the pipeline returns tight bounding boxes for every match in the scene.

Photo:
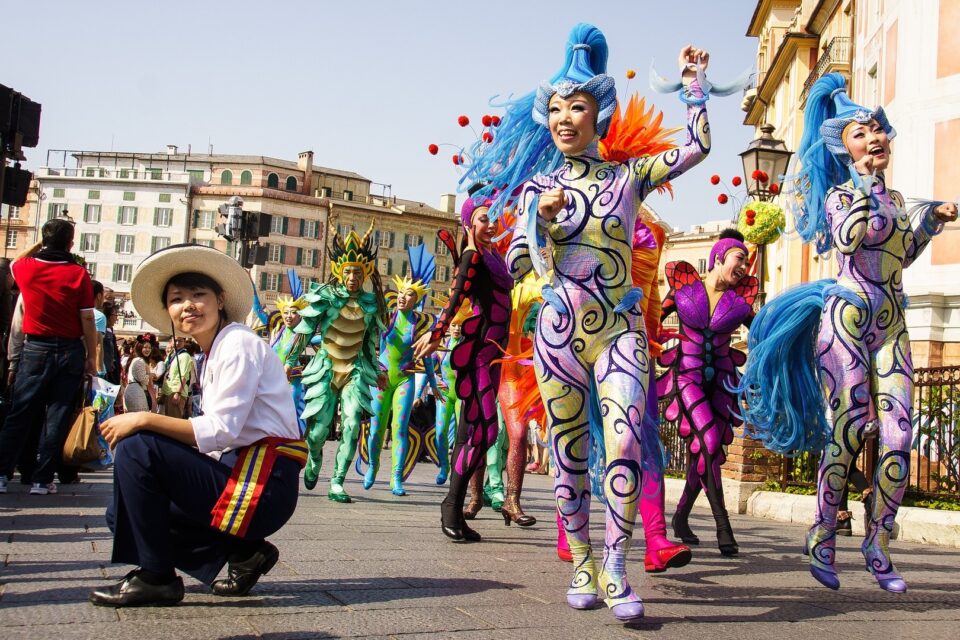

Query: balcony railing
[800,36,852,106]
[38,166,195,183]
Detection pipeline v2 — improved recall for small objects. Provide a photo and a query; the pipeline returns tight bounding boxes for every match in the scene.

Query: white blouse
[190,322,299,454]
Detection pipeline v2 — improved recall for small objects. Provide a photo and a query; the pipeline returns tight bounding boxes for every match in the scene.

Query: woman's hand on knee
[100,412,145,447]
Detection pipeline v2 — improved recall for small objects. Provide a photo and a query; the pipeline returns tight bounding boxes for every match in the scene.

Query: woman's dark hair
[161,272,224,304]
[125,338,153,379]
[102,301,117,317]
[718,228,745,243]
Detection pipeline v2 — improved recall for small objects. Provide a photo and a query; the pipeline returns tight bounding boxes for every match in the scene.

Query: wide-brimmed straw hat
[130,243,253,334]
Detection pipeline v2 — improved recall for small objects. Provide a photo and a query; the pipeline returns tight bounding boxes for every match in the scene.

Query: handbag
[62,380,104,466]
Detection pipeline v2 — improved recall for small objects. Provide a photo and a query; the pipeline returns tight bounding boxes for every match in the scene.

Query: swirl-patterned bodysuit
[507,94,709,608]
[808,176,942,584]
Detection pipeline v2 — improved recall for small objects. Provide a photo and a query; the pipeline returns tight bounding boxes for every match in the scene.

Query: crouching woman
[89,244,305,607]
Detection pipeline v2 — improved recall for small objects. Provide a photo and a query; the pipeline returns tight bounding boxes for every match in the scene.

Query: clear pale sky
[5,0,761,231]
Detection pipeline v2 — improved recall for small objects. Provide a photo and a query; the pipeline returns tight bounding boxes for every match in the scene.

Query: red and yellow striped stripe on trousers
[210,438,308,537]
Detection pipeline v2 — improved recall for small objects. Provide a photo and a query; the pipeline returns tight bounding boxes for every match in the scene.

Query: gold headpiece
[275,294,308,313]
[391,274,430,303]
[330,221,377,284]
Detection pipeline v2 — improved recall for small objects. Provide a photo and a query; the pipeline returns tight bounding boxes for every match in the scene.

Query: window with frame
[151,236,171,253]
[47,203,68,220]
[266,273,281,291]
[267,173,279,188]
[154,207,173,227]
[434,236,449,256]
[119,206,137,225]
[437,265,450,282]
[404,233,422,249]
[375,230,393,249]
[5,229,17,249]
[197,239,215,248]
[270,216,284,234]
[113,264,133,283]
[84,204,101,223]
[303,219,318,239]
[401,260,409,276]
[116,234,135,254]
[188,170,205,183]
[697,258,707,274]
[302,248,316,268]
[285,176,298,192]
[319,186,331,198]
[85,262,97,278]
[198,211,215,229]
[159,193,171,203]
[88,190,100,199]
[146,168,162,180]
[8,206,19,220]
[123,191,136,201]
[53,188,65,198]
[80,233,100,252]
[336,223,353,238]
[343,189,353,201]
[240,170,252,185]
[268,244,282,263]
[220,170,233,185]
[119,169,138,179]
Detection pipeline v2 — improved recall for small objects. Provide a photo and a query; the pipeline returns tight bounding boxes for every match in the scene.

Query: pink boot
[640,469,691,573]
[556,511,572,562]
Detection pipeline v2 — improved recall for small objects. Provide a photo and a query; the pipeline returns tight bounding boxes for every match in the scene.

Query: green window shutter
[153,208,159,226]
[313,251,319,268]
[159,193,171,203]
[389,231,395,248]
[192,210,199,228]
[115,235,121,252]
[117,207,123,223]
[132,208,138,224]
[47,203,54,217]
[260,273,267,290]
[279,246,286,263]
[281,216,288,234]
[296,247,303,265]
[299,219,304,237]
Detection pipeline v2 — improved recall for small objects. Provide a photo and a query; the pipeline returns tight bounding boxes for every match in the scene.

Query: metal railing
[800,36,852,105]
[39,166,194,183]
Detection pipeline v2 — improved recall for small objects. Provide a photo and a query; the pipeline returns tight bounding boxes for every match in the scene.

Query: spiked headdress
[330,222,377,284]
[391,274,430,303]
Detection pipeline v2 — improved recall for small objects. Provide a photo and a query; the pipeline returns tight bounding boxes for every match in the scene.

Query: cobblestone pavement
[2,442,959,640]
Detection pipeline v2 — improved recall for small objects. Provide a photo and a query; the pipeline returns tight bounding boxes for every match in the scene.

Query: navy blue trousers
[107,431,299,585]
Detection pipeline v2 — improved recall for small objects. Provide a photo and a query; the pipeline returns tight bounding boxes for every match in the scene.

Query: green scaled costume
[296,224,385,503]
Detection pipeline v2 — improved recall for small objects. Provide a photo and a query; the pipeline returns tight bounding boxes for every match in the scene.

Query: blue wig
[793,73,896,253]
[459,24,612,220]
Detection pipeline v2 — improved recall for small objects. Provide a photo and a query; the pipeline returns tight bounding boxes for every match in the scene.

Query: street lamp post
[739,123,793,306]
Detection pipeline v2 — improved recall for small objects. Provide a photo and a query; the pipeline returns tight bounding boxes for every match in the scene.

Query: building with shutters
[29,147,460,334]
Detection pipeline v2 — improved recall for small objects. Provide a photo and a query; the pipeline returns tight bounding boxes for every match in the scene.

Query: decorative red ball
[626,69,637,79]
[710,175,720,185]
[745,209,756,219]
[452,154,461,165]
[491,116,501,126]
[751,169,762,180]
[770,183,780,194]
[482,132,494,143]
[747,219,755,226]
[428,144,439,155]
[718,194,729,205]
[732,176,742,187]
[481,115,493,127]
[458,115,470,127]
[758,171,769,183]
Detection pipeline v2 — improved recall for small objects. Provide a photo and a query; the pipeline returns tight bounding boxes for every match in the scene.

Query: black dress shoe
[89,570,184,607]
[461,522,482,542]
[441,523,467,541]
[211,541,279,596]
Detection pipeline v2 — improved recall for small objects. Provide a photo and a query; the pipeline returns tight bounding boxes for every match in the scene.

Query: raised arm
[902,195,951,269]
[430,249,477,342]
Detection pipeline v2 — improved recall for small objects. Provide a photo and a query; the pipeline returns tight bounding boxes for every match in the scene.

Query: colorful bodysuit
[433,334,462,485]
[807,176,942,586]
[657,261,757,551]
[433,248,512,533]
[268,322,308,435]
[362,307,434,496]
[507,88,709,609]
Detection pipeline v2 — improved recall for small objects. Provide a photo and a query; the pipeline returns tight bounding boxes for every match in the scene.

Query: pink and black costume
[657,233,757,556]
[434,197,513,543]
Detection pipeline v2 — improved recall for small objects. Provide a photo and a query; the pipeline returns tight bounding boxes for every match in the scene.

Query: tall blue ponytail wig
[459,24,613,220]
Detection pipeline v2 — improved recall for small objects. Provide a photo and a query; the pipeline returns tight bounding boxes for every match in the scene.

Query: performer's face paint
[844,118,891,171]
[716,247,748,287]
[449,323,462,339]
[547,91,598,156]
[470,206,497,249]
[342,265,364,293]
[165,284,224,338]
[282,307,302,328]
[396,288,418,311]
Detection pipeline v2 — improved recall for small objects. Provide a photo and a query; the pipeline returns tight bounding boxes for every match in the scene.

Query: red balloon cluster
[428,144,439,155]
[452,154,464,165]
[744,208,756,226]
[717,194,729,205]
[491,115,501,127]
[458,115,470,127]
[751,169,770,184]
[481,115,492,127]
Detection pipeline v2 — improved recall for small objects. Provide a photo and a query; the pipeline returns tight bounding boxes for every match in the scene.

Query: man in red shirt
[0,219,98,495]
